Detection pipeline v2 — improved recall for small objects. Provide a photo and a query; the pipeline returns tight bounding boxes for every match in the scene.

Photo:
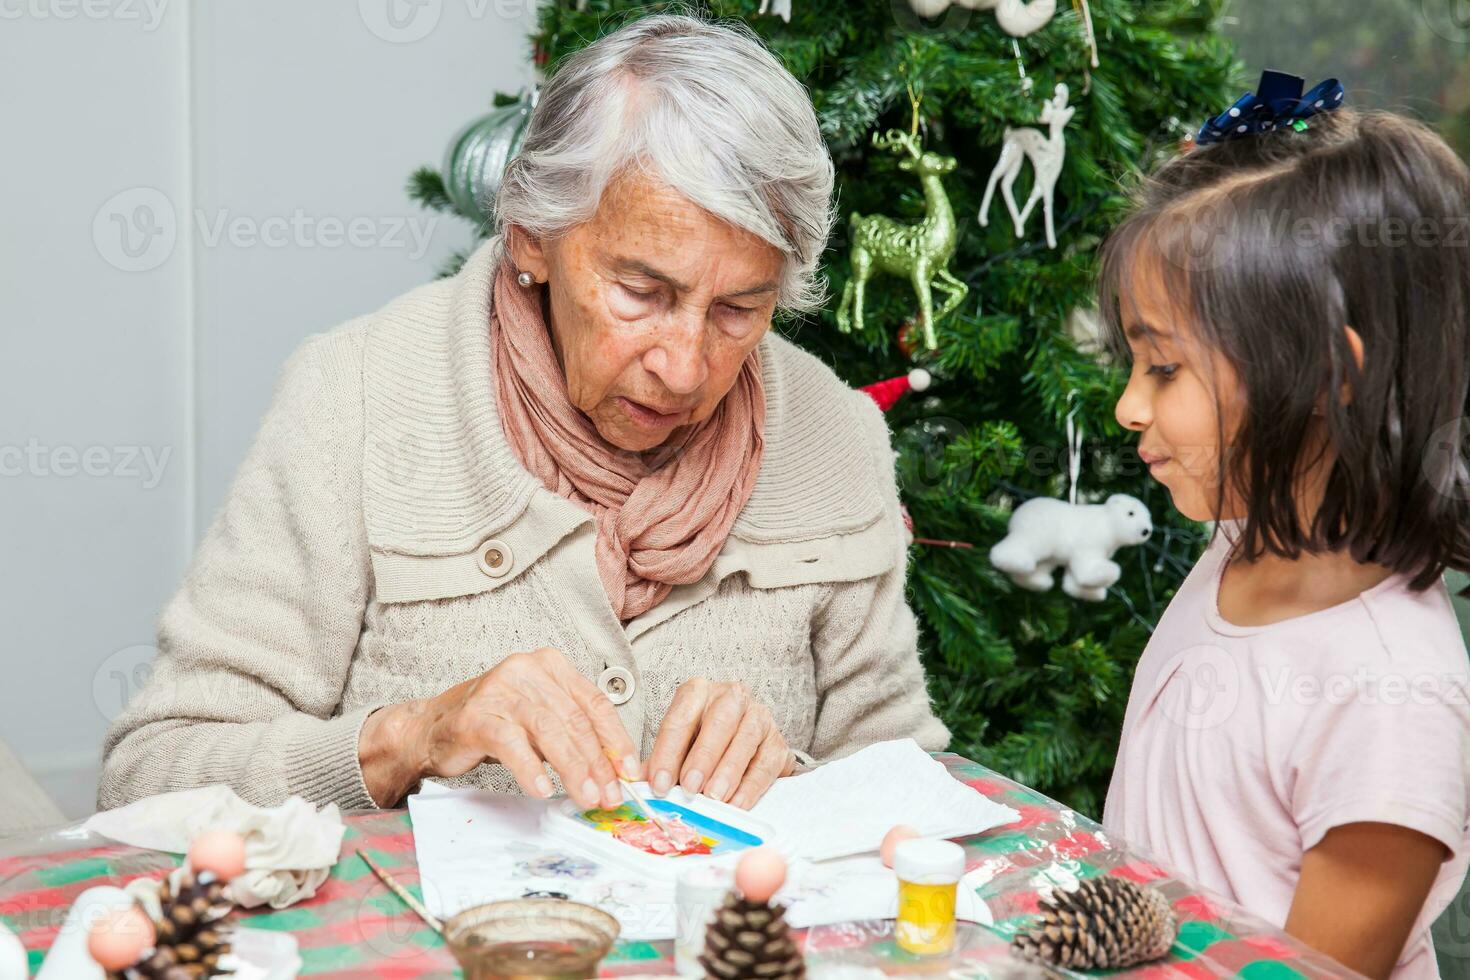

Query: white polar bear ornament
[989,494,1153,601]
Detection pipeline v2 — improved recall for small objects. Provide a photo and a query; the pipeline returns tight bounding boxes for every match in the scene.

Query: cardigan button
[598,666,635,705]
[476,538,513,578]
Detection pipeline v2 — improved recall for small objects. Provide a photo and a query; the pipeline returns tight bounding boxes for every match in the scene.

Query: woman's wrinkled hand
[360,646,638,810]
[645,679,796,809]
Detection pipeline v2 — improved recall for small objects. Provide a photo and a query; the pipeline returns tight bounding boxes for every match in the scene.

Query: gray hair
[492,12,837,315]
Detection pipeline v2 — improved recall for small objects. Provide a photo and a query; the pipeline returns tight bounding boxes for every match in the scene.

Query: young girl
[1099,78,1470,979]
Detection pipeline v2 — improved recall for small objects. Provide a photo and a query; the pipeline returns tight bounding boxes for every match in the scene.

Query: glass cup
[445,898,621,980]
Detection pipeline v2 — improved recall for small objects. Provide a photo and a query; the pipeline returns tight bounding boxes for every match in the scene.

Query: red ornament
[860,368,931,412]
[534,41,548,68]
[897,319,921,358]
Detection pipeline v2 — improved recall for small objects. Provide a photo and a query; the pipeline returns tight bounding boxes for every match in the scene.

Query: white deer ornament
[978,82,1074,250]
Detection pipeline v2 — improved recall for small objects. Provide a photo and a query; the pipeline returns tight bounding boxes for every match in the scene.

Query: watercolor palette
[542,785,784,881]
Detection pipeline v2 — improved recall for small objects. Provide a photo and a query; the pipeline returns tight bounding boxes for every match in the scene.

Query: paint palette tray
[541,785,785,881]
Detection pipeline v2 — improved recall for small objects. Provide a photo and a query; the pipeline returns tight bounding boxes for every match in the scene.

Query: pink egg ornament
[189,829,248,881]
[735,846,787,903]
[881,825,920,868]
[87,904,155,971]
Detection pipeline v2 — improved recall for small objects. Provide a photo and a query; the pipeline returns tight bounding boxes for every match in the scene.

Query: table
[0,754,1359,978]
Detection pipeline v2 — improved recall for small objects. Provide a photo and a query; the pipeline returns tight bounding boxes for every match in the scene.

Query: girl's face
[1113,260,1245,522]
[509,171,783,454]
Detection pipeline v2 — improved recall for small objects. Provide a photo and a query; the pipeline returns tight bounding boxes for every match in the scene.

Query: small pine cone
[699,892,805,980]
[1011,876,1176,969]
[106,870,236,980]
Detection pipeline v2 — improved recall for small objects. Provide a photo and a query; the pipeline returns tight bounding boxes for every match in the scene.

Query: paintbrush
[357,849,444,935]
[605,749,678,840]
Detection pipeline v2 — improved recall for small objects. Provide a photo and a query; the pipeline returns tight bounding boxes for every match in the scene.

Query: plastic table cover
[0,753,1361,978]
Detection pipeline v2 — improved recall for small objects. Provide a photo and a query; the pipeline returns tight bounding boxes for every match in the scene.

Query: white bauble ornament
[989,494,1152,601]
[905,0,1055,36]
[979,82,1074,250]
[757,0,792,21]
[1065,307,1111,362]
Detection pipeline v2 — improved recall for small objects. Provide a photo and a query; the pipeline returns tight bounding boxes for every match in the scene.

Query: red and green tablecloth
[0,753,1358,978]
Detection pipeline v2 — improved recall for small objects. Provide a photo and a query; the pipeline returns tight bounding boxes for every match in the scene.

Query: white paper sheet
[750,739,1019,861]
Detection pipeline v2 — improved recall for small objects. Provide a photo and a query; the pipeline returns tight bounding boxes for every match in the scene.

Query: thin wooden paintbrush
[604,749,677,839]
[357,849,443,935]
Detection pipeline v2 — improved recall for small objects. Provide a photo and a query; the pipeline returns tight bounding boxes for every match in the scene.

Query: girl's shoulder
[1189,522,1468,678]
[1356,573,1470,677]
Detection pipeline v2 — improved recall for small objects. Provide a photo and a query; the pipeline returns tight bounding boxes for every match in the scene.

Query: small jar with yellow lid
[893,838,965,956]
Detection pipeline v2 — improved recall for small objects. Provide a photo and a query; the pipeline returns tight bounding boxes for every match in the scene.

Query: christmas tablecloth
[0,754,1360,978]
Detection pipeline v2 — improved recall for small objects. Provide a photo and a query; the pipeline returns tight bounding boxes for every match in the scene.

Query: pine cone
[1011,876,1176,969]
[108,869,236,980]
[699,892,805,980]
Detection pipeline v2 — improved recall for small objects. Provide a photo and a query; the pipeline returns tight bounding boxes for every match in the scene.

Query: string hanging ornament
[988,394,1154,601]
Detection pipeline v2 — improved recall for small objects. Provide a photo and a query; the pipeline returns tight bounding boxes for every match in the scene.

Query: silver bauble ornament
[441,87,538,221]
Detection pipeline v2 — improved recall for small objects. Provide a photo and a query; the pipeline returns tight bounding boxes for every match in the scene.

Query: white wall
[0,0,537,818]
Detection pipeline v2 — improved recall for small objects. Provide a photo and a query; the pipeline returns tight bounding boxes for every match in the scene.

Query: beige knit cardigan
[97,237,951,813]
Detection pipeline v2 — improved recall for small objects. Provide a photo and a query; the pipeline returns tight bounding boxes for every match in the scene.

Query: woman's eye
[1146,363,1180,381]
[619,284,658,300]
[720,304,757,317]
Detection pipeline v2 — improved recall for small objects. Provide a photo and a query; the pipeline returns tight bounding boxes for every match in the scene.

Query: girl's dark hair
[1098,108,1470,591]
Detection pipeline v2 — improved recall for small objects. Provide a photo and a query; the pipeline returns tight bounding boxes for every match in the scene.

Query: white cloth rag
[84,786,345,910]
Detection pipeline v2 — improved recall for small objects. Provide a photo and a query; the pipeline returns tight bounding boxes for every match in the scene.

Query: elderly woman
[98,14,949,815]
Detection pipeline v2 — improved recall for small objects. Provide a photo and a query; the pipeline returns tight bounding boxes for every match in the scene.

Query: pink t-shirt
[1104,526,1470,978]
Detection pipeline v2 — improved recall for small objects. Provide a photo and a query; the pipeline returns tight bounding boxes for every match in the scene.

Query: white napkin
[84,786,344,909]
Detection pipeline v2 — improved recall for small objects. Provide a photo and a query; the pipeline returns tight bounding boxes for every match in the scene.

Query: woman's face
[509,171,784,453]
[1113,257,1245,523]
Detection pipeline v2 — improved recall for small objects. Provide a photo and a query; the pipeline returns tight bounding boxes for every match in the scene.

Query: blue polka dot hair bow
[1196,69,1346,146]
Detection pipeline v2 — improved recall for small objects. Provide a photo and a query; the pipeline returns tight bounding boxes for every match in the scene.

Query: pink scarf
[489,257,766,622]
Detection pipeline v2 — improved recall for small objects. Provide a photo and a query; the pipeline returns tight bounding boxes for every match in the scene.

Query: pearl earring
[517,271,534,287]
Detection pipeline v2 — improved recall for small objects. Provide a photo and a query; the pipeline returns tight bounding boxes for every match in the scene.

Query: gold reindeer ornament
[836,129,968,352]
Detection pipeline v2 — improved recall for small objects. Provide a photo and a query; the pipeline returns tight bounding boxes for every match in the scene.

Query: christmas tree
[407,0,1236,815]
